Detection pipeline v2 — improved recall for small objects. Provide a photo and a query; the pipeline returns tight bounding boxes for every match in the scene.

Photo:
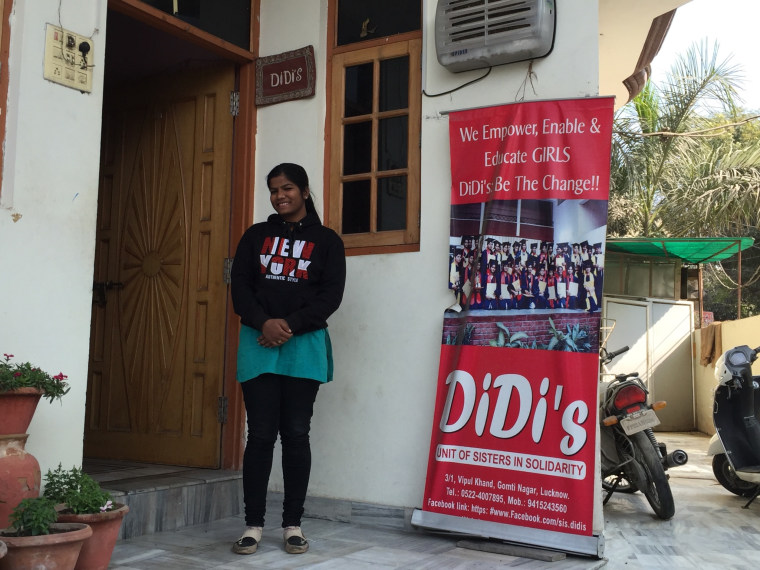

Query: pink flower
[100,500,113,512]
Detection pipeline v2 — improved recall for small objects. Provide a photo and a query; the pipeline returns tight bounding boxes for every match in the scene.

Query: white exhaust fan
[435,0,556,73]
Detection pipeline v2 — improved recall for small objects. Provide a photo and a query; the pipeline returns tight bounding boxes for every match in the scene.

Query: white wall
[554,199,608,245]
[255,0,601,508]
[694,314,760,434]
[0,1,107,476]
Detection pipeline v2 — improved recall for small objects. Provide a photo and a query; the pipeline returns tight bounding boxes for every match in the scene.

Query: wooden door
[85,64,235,467]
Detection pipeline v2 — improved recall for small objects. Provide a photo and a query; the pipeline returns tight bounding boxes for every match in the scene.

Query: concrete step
[83,459,243,539]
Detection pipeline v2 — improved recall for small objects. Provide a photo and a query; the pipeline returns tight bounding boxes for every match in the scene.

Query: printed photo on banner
[446,197,607,354]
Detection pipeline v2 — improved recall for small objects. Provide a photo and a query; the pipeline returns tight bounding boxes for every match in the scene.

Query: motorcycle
[598,345,688,519]
[707,344,760,507]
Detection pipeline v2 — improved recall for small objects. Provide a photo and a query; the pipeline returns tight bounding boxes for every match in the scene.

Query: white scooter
[707,344,760,507]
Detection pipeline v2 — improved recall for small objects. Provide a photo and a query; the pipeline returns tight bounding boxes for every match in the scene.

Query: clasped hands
[258,318,293,348]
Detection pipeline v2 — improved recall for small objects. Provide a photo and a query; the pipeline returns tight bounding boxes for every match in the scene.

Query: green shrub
[9,497,58,536]
[43,464,113,515]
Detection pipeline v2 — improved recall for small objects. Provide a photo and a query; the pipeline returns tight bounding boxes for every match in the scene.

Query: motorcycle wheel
[712,453,760,497]
[628,431,675,520]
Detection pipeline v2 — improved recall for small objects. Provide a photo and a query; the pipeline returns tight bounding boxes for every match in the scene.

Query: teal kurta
[236,324,334,383]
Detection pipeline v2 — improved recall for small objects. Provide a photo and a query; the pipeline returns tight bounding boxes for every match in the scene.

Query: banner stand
[417,97,615,563]
[411,509,604,558]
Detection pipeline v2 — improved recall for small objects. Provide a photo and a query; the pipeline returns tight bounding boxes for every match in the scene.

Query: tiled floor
[107,432,760,569]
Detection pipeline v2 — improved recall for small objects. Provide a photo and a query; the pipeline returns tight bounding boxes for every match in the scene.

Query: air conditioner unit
[435,0,556,73]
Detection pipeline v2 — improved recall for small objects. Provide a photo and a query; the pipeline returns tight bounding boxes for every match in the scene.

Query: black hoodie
[231,212,346,334]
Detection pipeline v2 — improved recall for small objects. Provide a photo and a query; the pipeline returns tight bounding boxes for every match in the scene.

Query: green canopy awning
[606,237,755,264]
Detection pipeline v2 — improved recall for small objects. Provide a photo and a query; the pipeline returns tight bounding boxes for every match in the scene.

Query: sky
[651,0,760,111]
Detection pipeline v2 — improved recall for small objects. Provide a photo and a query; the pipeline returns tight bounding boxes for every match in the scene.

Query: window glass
[604,256,622,296]
[378,116,408,171]
[342,180,371,234]
[626,261,651,297]
[138,0,251,49]
[337,0,421,46]
[378,177,407,231]
[379,56,408,111]
[345,62,374,117]
[343,122,373,175]
[651,261,676,299]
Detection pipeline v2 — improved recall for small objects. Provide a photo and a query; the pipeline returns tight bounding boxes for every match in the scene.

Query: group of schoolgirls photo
[448,237,604,313]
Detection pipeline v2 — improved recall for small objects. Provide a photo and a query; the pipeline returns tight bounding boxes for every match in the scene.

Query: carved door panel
[86,65,234,467]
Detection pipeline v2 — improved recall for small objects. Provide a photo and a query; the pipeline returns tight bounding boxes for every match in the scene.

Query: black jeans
[240,373,320,528]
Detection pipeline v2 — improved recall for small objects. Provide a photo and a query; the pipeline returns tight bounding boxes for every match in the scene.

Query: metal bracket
[223,258,234,285]
[217,396,228,424]
[229,91,240,116]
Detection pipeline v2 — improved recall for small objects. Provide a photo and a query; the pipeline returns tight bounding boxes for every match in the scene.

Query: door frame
[107,0,260,470]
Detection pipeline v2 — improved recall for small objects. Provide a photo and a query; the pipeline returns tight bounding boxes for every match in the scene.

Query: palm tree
[609,39,760,238]
[610,39,760,317]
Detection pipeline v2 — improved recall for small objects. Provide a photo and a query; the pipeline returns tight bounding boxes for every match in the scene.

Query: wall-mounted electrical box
[435,0,556,73]
[43,24,94,93]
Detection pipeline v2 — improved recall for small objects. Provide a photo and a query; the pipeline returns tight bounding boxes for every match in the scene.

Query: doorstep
[83,459,243,540]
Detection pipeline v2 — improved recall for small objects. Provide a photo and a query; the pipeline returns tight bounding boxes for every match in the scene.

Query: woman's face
[269,174,308,222]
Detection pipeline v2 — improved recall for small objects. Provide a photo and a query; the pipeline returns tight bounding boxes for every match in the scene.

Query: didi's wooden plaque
[255,45,316,106]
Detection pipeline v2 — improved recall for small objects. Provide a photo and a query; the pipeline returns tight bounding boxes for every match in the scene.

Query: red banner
[450,98,612,204]
[421,98,614,543]
[423,345,598,535]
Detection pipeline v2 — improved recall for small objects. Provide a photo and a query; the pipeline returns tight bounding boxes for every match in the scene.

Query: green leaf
[510,332,529,343]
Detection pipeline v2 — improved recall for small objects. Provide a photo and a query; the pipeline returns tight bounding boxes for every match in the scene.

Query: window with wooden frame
[327,1,422,254]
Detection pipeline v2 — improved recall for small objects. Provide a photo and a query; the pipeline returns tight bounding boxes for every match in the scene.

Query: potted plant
[43,465,129,570]
[0,353,70,529]
[0,353,70,434]
[0,497,92,570]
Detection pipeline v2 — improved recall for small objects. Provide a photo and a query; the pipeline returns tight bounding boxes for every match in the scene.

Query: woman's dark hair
[267,163,319,221]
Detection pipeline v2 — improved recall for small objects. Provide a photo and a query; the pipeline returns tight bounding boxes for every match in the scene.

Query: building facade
[0,0,688,529]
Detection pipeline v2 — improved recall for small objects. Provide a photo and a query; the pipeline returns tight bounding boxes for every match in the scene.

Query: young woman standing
[230,163,346,555]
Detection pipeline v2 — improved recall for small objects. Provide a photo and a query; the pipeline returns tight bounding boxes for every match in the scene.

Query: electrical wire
[423,66,492,98]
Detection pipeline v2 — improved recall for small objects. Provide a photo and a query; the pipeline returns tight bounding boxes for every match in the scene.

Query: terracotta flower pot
[56,503,129,570]
[0,388,43,435]
[0,522,92,570]
[0,434,40,529]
